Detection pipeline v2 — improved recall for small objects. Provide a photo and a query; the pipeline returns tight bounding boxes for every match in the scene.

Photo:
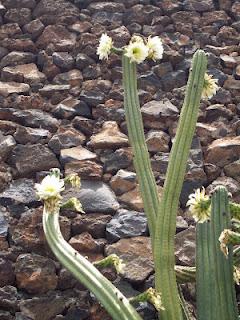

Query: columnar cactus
[38,32,229,320]
[196,187,238,320]
[39,170,143,320]
[153,50,207,320]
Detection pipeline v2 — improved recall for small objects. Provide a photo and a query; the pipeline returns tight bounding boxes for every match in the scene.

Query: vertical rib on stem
[43,208,143,320]
[122,55,160,241]
[154,50,207,320]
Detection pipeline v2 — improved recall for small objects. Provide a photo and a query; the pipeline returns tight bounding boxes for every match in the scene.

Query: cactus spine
[43,208,143,320]
[196,187,238,320]
[153,50,207,320]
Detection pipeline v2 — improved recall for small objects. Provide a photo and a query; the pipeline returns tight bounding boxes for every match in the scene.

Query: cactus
[153,50,207,320]
[39,33,227,320]
[196,187,238,320]
[43,206,143,320]
[122,55,160,241]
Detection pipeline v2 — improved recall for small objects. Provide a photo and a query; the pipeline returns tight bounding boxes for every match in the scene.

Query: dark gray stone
[208,68,227,87]
[183,0,214,12]
[20,292,66,320]
[0,51,35,68]
[106,209,148,242]
[0,179,37,206]
[161,70,187,91]
[101,148,133,173]
[0,108,59,133]
[13,126,50,144]
[75,53,95,70]
[0,258,15,286]
[0,133,16,161]
[52,52,74,71]
[0,211,8,238]
[0,286,19,311]
[175,226,196,266]
[8,144,60,177]
[63,180,120,214]
[80,90,105,107]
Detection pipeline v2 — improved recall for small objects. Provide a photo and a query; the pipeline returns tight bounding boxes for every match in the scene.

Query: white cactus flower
[35,175,65,200]
[97,33,113,60]
[147,36,164,61]
[186,187,210,223]
[202,73,219,99]
[125,39,149,64]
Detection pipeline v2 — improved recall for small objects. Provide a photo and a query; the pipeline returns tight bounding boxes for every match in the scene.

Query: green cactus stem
[153,50,207,320]
[196,187,238,320]
[43,207,143,320]
[122,55,160,240]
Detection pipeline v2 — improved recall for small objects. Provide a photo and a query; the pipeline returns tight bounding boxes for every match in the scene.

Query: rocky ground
[0,0,240,319]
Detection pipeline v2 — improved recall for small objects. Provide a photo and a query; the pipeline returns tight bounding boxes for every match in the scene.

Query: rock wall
[0,0,240,319]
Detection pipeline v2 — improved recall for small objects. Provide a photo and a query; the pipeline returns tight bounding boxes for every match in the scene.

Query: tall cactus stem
[122,55,161,240]
[43,208,143,320]
[196,187,238,320]
[153,50,207,320]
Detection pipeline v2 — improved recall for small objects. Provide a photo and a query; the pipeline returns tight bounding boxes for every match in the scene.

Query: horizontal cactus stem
[153,50,208,320]
[43,207,143,320]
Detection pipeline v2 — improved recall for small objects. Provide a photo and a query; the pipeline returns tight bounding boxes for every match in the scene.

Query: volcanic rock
[0,258,15,287]
[63,180,120,214]
[8,144,60,177]
[106,209,148,242]
[0,178,37,206]
[65,160,103,180]
[0,82,30,97]
[2,64,46,85]
[15,253,58,294]
[89,121,128,149]
[105,236,153,284]
[37,25,77,51]
[206,136,240,167]
[110,169,136,195]
[60,146,96,164]
[0,51,35,68]
[72,213,112,238]
[48,126,86,154]
[20,292,66,320]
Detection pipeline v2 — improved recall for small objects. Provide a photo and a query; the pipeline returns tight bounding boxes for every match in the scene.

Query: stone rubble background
[0,0,239,319]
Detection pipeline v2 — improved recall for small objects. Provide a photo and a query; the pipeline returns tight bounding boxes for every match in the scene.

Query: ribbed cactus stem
[122,55,160,240]
[43,208,143,320]
[153,50,207,320]
[196,187,238,320]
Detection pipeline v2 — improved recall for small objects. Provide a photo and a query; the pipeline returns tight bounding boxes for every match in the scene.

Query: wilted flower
[125,38,149,64]
[186,187,210,223]
[219,229,231,256]
[202,73,219,99]
[97,33,113,60]
[146,288,164,311]
[147,36,164,61]
[64,173,81,188]
[234,266,240,285]
[35,175,64,201]
[61,197,84,213]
